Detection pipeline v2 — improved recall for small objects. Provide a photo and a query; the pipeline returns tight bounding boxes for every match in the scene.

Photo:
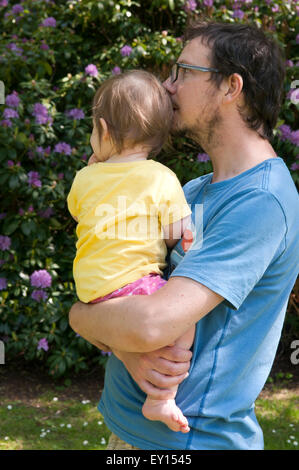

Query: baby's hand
[88,153,99,165]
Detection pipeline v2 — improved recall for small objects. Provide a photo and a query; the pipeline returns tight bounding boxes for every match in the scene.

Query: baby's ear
[99,118,109,140]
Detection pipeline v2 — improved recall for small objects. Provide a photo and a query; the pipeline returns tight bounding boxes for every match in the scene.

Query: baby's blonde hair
[92,70,173,157]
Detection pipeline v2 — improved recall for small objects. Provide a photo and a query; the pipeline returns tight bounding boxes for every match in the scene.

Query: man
[69,22,299,450]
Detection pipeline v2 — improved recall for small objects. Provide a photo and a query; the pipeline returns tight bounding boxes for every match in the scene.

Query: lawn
[0,386,298,450]
[0,392,110,450]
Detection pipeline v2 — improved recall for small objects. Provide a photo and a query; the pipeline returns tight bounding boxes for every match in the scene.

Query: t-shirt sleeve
[158,172,192,227]
[67,173,79,219]
[170,189,287,310]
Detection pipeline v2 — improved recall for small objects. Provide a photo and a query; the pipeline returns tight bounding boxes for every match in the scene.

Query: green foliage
[0,0,298,378]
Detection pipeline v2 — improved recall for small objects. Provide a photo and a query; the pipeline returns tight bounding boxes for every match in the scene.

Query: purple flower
[7,43,23,55]
[120,45,132,57]
[41,17,56,27]
[3,108,19,119]
[54,142,72,155]
[85,64,98,77]
[5,91,20,108]
[100,350,112,357]
[197,153,210,162]
[279,124,293,142]
[285,60,294,68]
[28,171,42,188]
[0,277,7,290]
[296,34,299,45]
[233,9,244,19]
[290,130,299,146]
[37,337,49,351]
[57,173,64,180]
[0,213,6,219]
[290,162,299,171]
[36,145,51,157]
[7,160,14,167]
[184,0,197,11]
[36,146,44,155]
[112,66,121,75]
[0,119,12,127]
[0,235,11,251]
[30,269,52,288]
[32,290,49,303]
[40,41,49,51]
[19,208,25,216]
[32,103,52,125]
[0,0,8,7]
[38,207,54,218]
[203,0,213,6]
[0,259,5,267]
[271,3,279,12]
[66,108,85,120]
[288,88,299,105]
[12,4,23,15]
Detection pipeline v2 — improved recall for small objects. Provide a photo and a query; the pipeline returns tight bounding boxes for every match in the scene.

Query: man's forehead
[178,37,211,65]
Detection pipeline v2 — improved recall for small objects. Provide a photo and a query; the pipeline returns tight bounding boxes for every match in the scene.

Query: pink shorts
[90,273,167,304]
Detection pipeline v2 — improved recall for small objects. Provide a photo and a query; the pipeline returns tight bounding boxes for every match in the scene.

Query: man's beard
[171,106,222,150]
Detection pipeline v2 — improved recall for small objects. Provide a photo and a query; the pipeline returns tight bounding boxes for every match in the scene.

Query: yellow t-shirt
[67,159,191,303]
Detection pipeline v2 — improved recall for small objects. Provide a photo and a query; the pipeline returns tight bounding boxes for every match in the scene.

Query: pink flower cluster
[0,91,20,127]
[32,103,53,126]
[30,269,52,305]
[120,45,132,57]
[37,338,49,352]
[40,17,56,27]
[28,171,42,188]
[85,64,98,77]
[279,125,299,146]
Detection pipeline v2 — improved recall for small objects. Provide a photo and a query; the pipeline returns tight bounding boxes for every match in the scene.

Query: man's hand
[88,153,99,165]
[113,345,192,400]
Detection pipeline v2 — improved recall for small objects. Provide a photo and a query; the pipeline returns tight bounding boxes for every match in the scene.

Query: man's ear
[223,73,243,104]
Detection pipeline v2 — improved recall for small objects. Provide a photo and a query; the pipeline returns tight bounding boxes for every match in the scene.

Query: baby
[67,70,195,433]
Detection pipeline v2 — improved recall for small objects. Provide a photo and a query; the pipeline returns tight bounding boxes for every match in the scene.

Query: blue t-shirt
[98,157,299,450]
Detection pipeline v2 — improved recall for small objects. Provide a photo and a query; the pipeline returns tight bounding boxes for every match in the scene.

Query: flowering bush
[0,0,298,378]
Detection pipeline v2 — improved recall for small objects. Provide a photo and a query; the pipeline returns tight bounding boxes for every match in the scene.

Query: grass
[0,392,111,450]
[255,389,299,450]
[0,387,298,450]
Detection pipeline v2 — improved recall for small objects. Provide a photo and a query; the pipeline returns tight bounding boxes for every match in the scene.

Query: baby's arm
[163,215,191,249]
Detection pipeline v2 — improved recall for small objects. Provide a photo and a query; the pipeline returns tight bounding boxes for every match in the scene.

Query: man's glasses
[170,62,220,83]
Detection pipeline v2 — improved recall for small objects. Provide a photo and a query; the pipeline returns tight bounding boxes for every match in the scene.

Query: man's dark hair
[184,21,286,141]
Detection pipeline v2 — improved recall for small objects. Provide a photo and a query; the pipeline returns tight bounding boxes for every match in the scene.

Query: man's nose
[163,76,176,95]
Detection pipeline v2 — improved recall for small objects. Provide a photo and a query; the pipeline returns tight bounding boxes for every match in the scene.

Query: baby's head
[91,70,173,160]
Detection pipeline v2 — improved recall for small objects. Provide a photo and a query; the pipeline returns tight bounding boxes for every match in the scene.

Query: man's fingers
[146,369,189,389]
[157,345,193,363]
[151,357,190,376]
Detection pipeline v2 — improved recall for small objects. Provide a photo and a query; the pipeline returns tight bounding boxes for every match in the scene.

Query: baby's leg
[142,325,195,433]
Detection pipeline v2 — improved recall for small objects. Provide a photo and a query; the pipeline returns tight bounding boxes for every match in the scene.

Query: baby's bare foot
[142,398,190,433]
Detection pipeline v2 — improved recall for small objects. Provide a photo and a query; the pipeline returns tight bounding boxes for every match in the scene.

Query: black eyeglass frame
[171,62,220,83]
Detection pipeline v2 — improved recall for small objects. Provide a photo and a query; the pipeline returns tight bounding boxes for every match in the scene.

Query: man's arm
[69,276,223,353]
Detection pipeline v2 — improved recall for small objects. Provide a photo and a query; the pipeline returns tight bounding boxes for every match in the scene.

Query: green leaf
[21,221,32,236]
[168,0,174,11]
[3,219,19,235]
[9,175,19,190]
